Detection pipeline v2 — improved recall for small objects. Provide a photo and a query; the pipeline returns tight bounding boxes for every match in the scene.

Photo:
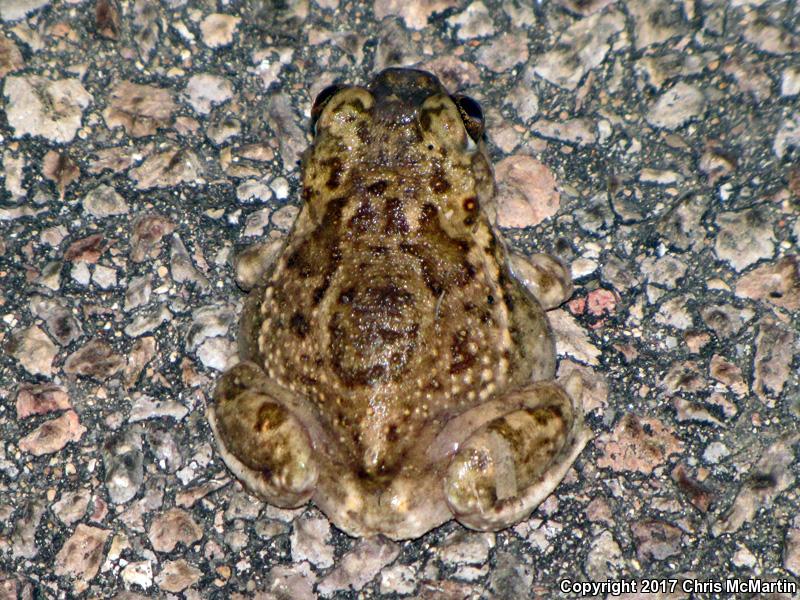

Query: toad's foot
[443,375,590,531]
[210,361,318,507]
[509,252,573,310]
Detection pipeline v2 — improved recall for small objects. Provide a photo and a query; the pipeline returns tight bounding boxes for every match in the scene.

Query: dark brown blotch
[430,165,451,194]
[348,198,379,234]
[422,377,442,392]
[285,249,300,269]
[488,419,524,453]
[450,330,476,374]
[419,110,431,132]
[299,373,318,387]
[312,281,330,305]
[503,292,515,312]
[497,271,515,311]
[323,157,343,190]
[419,202,438,225]
[419,104,445,133]
[356,121,370,144]
[338,286,355,305]
[367,180,388,196]
[290,311,310,337]
[384,196,409,234]
[526,405,563,427]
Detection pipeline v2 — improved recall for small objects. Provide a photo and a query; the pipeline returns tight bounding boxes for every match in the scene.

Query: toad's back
[211,69,587,540]
[242,69,552,478]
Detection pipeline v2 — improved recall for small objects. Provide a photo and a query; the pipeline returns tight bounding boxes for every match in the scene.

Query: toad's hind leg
[209,362,318,507]
[444,375,591,531]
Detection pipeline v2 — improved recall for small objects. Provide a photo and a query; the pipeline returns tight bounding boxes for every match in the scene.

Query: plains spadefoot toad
[209,68,592,539]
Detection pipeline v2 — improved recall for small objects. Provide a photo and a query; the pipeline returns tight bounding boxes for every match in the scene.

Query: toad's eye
[311,83,345,131]
[451,94,484,142]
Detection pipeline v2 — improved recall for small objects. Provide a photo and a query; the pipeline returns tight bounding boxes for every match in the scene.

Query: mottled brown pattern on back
[211,68,583,540]
[248,69,547,479]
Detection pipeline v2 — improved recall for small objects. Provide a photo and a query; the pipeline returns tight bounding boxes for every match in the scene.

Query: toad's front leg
[443,375,591,531]
[508,251,573,310]
[209,361,319,507]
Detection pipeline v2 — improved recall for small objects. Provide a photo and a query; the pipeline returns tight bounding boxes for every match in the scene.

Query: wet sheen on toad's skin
[209,68,592,540]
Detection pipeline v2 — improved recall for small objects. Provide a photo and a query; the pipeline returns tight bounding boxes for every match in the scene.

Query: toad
[209,68,592,539]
